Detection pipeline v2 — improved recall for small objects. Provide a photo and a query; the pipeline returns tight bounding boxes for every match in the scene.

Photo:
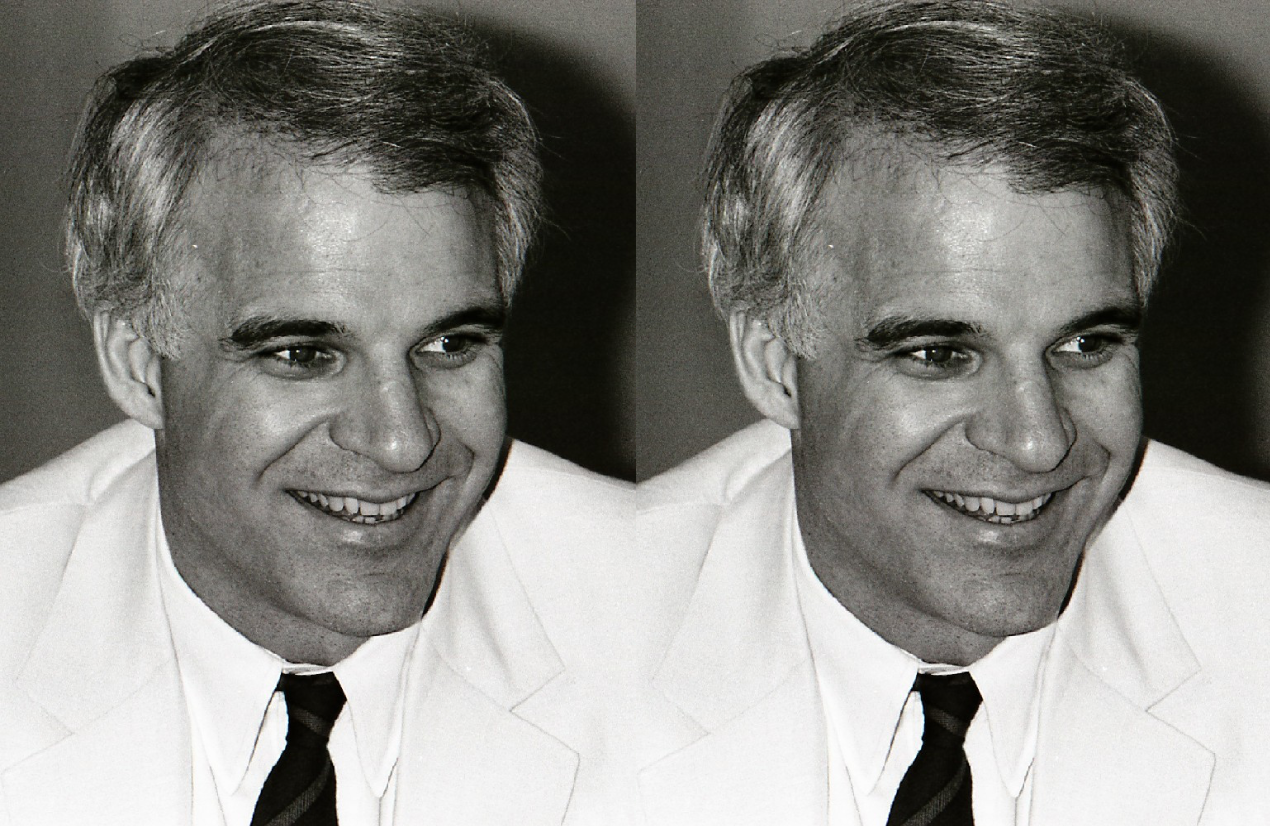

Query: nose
[328,369,438,473]
[964,365,1074,474]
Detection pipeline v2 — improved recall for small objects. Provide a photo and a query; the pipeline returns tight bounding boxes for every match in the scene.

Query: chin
[958,580,1070,640]
[319,578,434,637]
[971,611,1057,642]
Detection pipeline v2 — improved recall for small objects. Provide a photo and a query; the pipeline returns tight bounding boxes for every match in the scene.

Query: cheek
[803,374,977,479]
[425,361,507,451]
[249,384,337,444]
[161,370,330,483]
[796,397,935,506]
[1064,365,1142,458]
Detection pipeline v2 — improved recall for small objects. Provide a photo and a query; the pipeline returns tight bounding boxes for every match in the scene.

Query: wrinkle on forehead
[186,130,487,256]
[811,162,1133,328]
[181,159,490,290]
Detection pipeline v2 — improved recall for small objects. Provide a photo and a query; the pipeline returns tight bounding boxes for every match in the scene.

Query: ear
[728,310,800,430]
[93,311,165,430]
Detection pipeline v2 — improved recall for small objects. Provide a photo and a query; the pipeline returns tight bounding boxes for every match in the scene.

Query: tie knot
[914,672,982,743]
[278,672,346,743]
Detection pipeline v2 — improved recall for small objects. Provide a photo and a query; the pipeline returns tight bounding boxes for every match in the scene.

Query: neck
[168,545,367,667]
[800,537,1003,667]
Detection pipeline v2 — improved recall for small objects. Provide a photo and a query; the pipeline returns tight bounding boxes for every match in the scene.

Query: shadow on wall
[473,20,635,481]
[1114,21,1270,481]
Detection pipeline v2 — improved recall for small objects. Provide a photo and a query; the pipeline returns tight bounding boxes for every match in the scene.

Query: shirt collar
[793,517,918,796]
[966,622,1052,795]
[330,620,420,794]
[155,509,421,798]
[790,503,1053,798]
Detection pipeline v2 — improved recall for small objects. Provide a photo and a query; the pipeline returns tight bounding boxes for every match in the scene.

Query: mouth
[926,489,1055,525]
[290,490,419,525]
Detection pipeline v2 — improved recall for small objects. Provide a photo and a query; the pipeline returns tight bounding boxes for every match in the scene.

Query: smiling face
[154,160,505,665]
[790,165,1142,665]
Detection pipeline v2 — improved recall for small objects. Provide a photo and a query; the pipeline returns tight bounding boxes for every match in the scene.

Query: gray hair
[67,0,541,355]
[703,0,1178,355]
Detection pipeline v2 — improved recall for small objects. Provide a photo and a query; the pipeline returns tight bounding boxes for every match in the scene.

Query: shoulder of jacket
[638,419,791,513]
[492,438,633,520]
[0,420,155,515]
[1128,439,1270,514]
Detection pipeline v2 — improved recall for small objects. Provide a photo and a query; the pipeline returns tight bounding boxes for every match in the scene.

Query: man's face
[156,162,505,665]
[791,165,1141,665]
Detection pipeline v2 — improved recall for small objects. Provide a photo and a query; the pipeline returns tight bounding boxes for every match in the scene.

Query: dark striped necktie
[886,672,983,826]
[251,672,347,826]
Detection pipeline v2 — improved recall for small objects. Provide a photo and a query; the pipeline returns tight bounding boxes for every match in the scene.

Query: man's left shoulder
[475,440,635,661]
[491,439,634,526]
[480,439,633,585]
[1113,440,1270,621]
[1125,440,1270,534]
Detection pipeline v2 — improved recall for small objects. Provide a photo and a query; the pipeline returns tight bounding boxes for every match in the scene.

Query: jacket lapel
[3,664,190,826]
[641,458,827,824]
[3,458,192,825]
[1029,506,1213,825]
[394,500,578,825]
[394,655,578,825]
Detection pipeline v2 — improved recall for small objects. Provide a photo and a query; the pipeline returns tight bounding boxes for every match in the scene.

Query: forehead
[813,164,1136,335]
[178,158,500,330]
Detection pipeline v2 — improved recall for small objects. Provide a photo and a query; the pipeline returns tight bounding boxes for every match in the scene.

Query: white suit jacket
[0,420,634,826]
[635,420,1270,825]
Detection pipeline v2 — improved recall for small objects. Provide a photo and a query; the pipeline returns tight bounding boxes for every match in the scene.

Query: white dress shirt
[155,513,422,826]
[791,510,1054,826]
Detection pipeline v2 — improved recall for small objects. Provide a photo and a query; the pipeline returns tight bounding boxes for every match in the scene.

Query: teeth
[929,490,1053,524]
[294,490,418,524]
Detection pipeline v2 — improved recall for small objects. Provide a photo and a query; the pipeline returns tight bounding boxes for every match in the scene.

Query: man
[637,1,1270,823]
[0,2,631,824]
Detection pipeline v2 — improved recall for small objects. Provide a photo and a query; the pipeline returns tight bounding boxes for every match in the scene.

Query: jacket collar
[396,465,578,824]
[642,455,828,824]
[1058,497,1201,708]
[5,454,193,825]
[17,456,174,730]
[1028,492,1213,824]
[393,652,578,825]
[652,454,810,731]
[429,464,567,711]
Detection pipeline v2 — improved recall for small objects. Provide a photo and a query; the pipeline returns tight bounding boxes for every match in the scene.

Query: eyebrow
[856,317,985,352]
[856,303,1143,353]
[222,318,350,351]
[1054,305,1143,339]
[220,304,508,352]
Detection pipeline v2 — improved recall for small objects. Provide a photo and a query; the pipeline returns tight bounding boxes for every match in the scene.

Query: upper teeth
[295,490,417,524]
[929,490,1053,524]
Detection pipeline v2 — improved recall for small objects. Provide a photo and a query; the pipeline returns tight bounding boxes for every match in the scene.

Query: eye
[896,344,976,377]
[1050,333,1125,368]
[259,345,341,377]
[416,332,495,367]
[421,335,470,355]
